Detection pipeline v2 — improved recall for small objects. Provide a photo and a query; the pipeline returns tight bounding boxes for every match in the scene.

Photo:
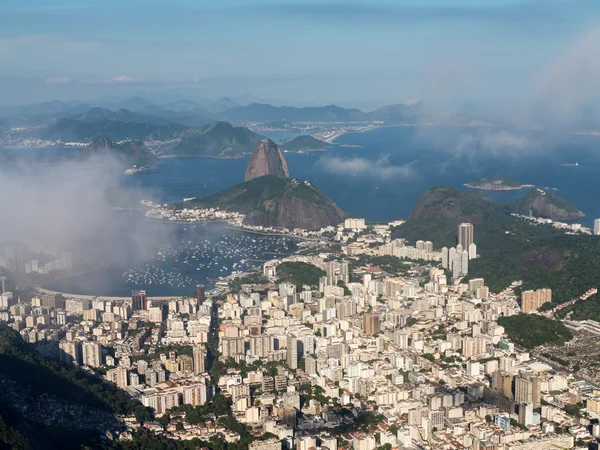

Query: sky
[0,0,599,111]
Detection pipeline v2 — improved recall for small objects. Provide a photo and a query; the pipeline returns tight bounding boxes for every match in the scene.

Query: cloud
[0,154,174,268]
[455,129,533,158]
[83,74,138,85]
[530,26,600,127]
[319,154,415,180]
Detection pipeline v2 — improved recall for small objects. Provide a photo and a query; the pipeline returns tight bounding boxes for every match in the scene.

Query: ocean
[124,126,600,226]
[7,125,600,296]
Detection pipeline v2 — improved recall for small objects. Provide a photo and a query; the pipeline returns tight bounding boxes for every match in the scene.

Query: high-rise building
[362,313,381,335]
[195,284,206,303]
[458,223,474,249]
[452,253,462,279]
[514,373,540,408]
[287,334,298,369]
[595,218,600,236]
[107,367,129,388]
[518,402,534,426]
[82,341,103,368]
[441,247,449,269]
[468,243,477,260]
[132,290,147,311]
[521,289,552,313]
[461,250,469,275]
[192,345,206,373]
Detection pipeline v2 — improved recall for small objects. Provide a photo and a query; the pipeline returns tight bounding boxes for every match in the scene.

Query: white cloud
[82,74,138,85]
[532,26,600,126]
[319,154,415,180]
[455,129,531,157]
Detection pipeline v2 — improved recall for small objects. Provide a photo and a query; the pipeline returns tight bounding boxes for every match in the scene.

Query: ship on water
[559,162,579,167]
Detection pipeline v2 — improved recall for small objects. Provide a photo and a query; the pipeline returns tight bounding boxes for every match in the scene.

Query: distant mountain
[67,107,174,126]
[113,96,155,112]
[368,102,429,123]
[168,122,264,158]
[209,97,240,113]
[77,136,159,168]
[280,135,330,152]
[245,139,290,181]
[183,140,345,230]
[509,188,584,220]
[161,99,206,112]
[35,117,189,142]
[218,103,365,123]
[217,101,487,125]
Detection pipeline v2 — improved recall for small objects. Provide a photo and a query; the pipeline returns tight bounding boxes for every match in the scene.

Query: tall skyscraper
[452,253,462,279]
[514,373,540,408]
[287,334,298,369]
[132,290,147,311]
[458,223,474,249]
[595,219,600,236]
[468,243,477,260]
[362,313,381,335]
[192,345,206,373]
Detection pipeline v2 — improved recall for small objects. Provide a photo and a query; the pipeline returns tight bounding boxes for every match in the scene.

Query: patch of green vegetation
[280,135,330,152]
[349,254,410,276]
[498,314,573,348]
[276,261,326,288]
[467,176,522,189]
[229,273,270,293]
[395,187,599,304]
[556,293,600,321]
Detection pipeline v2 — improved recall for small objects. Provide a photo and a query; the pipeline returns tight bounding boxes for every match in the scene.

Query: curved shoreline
[463,183,534,191]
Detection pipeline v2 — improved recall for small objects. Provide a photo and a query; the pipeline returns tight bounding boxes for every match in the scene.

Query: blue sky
[0,0,599,110]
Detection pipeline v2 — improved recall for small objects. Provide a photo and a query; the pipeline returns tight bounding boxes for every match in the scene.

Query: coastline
[463,183,534,191]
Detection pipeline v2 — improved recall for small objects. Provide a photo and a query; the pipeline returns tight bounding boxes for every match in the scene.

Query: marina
[44,222,299,297]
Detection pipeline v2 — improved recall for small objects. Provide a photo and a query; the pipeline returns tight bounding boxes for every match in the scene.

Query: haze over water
[125,126,600,226]
[20,125,600,296]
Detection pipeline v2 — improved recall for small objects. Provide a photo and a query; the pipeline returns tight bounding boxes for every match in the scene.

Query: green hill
[168,122,264,158]
[0,324,153,449]
[183,175,346,230]
[394,187,599,304]
[280,135,330,152]
[508,188,584,220]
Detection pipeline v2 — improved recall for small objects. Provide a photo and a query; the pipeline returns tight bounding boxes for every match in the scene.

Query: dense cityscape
[3,213,600,449]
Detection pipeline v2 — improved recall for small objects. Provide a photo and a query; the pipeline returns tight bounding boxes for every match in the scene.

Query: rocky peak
[87,136,113,151]
[244,139,290,182]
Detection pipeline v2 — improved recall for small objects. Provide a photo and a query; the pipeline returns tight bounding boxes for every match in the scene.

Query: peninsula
[464,176,533,191]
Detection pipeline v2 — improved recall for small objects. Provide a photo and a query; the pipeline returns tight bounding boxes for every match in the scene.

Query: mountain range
[0,96,488,161]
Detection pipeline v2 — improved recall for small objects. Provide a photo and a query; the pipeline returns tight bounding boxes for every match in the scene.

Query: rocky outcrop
[186,176,346,231]
[244,139,290,182]
[510,189,584,220]
[242,178,346,230]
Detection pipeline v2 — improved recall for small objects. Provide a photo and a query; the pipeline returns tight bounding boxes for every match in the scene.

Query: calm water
[8,126,600,296]
[125,126,600,226]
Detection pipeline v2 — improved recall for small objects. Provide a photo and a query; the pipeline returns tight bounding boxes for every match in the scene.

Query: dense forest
[498,315,573,348]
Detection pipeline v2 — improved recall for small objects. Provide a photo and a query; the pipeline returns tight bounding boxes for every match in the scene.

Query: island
[279,135,331,153]
[464,176,532,191]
